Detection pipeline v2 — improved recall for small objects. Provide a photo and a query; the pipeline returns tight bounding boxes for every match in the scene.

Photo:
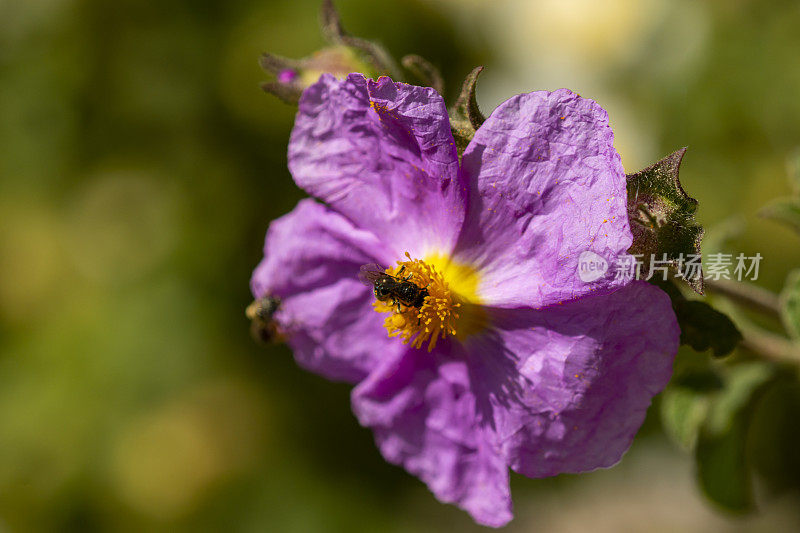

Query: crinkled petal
[454,88,633,308]
[251,198,402,383]
[464,281,678,477]
[289,73,465,259]
[351,343,513,528]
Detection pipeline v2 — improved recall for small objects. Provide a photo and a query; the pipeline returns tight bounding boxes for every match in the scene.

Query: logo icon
[577,251,608,283]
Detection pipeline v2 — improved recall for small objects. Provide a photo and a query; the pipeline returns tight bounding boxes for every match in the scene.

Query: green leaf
[748,381,800,494]
[661,385,711,451]
[758,149,800,236]
[676,301,743,357]
[780,269,800,339]
[662,362,777,512]
[449,66,485,156]
[672,367,725,392]
[703,363,774,433]
[702,216,745,256]
[655,279,742,356]
[759,198,800,236]
[696,417,753,512]
[695,363,775,513]
[627,148,705,294]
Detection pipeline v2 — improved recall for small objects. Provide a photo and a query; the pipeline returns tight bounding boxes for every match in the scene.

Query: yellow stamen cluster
[374,252,484,352]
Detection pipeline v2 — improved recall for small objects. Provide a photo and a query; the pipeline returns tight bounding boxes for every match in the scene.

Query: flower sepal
[627,148,705,294]
[261,0,397,104]
[449,66,485,156]
[400,54,444,96]
[319,0,400,78]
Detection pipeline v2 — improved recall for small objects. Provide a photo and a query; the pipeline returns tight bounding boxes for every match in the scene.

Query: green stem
[738,322,800,364]
[704,278,781,320]
[703,279,799,363]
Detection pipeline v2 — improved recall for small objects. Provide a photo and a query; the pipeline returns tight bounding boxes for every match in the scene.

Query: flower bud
[261,1,398,104]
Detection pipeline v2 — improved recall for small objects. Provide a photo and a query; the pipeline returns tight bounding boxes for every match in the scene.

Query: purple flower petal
[454,89,633,308]
[278,68,298,84]
[251,199,402,383]
[467,281,678,477]
[352,344,513,528]
[350,281,676,525]
[254,75,684,528]
[288,73,465,259]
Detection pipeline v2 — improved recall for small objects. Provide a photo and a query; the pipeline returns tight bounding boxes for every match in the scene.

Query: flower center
[373,252,486,351]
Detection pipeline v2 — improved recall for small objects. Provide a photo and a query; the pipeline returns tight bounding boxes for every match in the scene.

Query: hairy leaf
[627,149,705,294]
[449,66,485,155]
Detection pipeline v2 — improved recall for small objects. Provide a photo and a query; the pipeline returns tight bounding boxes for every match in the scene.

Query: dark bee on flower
[358,263,429,312]
[246,295,282,344]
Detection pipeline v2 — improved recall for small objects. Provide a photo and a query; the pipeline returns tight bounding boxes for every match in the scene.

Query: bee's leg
[396,302,402,314]
[396,265,414,281]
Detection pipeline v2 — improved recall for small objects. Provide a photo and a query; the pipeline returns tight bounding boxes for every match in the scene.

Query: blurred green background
[2,0,800,531]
